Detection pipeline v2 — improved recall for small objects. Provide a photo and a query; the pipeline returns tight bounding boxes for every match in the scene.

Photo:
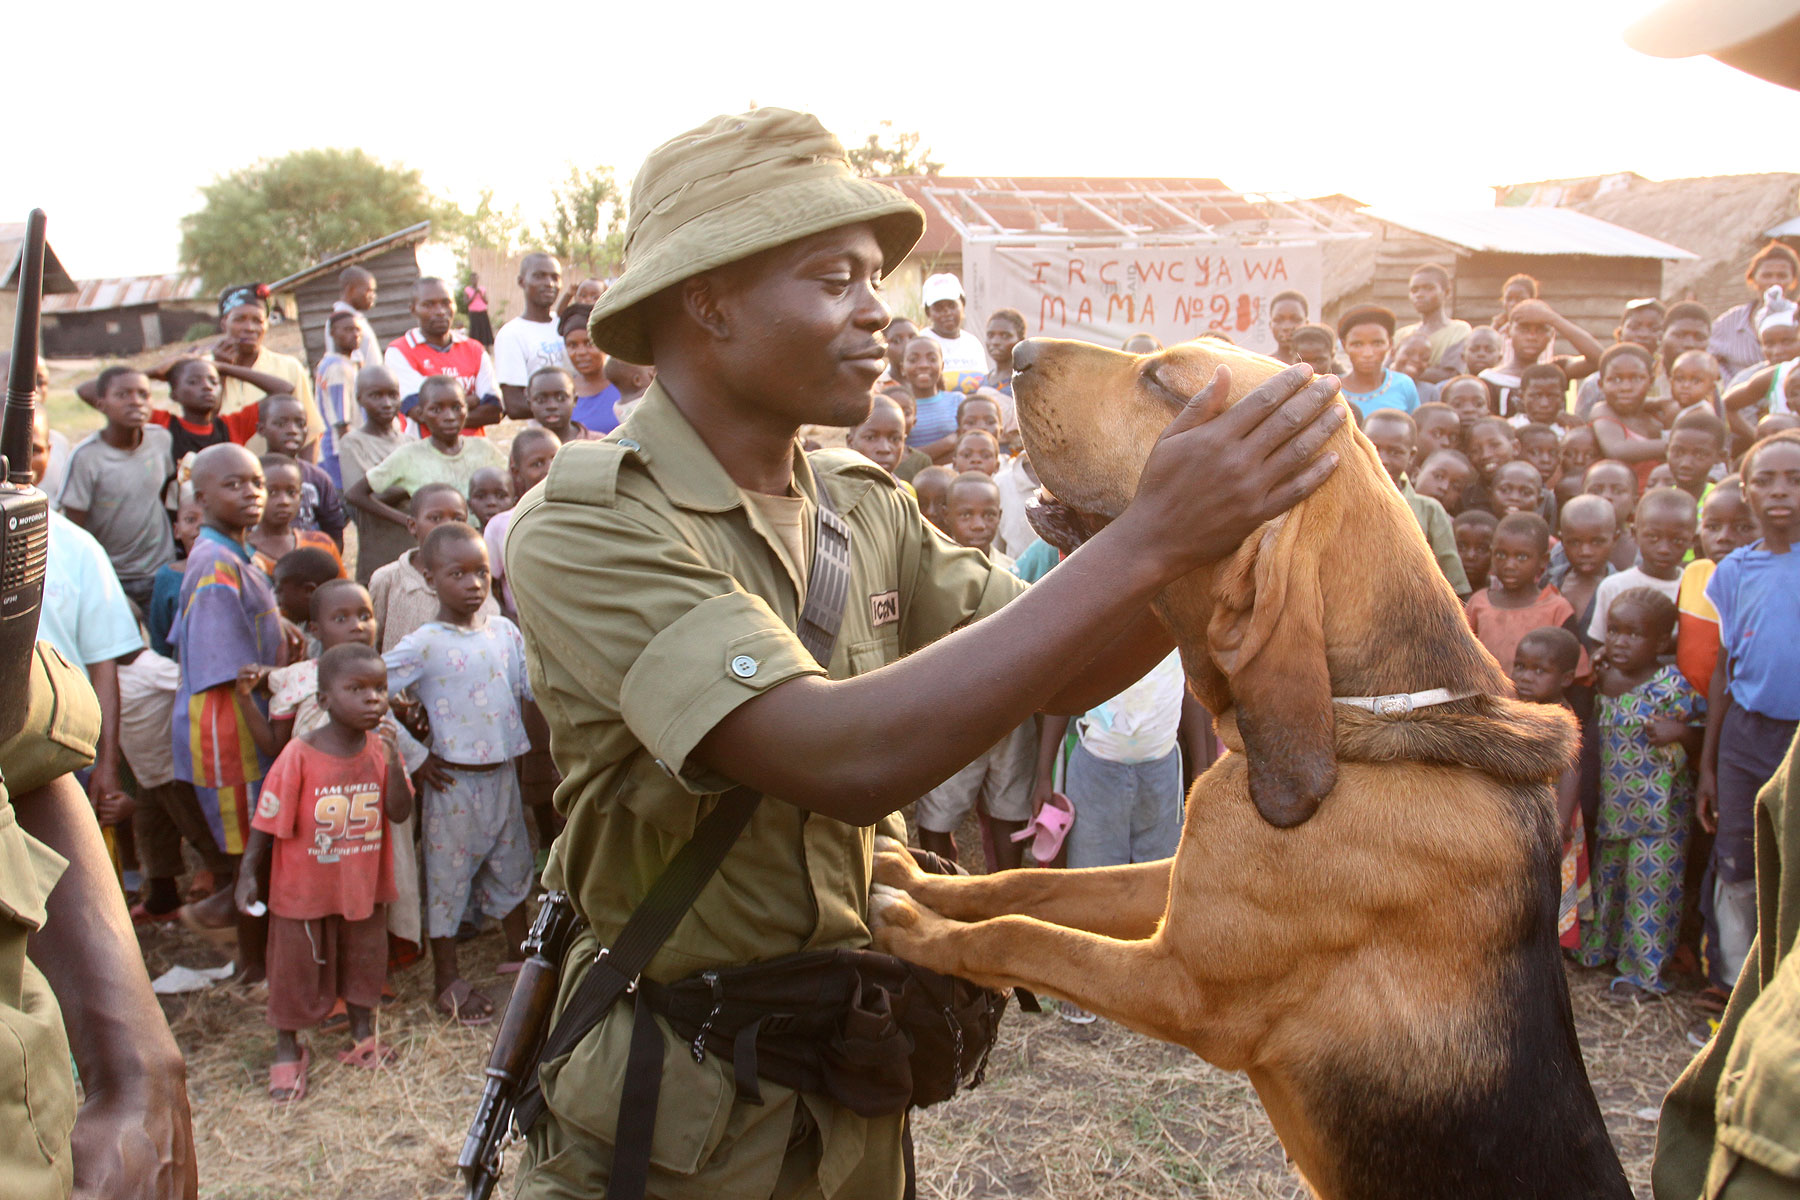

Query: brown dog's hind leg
[874,836,1172,941]
[869,885,1201,1040]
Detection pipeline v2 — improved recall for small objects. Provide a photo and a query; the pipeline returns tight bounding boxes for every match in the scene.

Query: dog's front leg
[868,886,1204,1044]
[873,836,1172,940]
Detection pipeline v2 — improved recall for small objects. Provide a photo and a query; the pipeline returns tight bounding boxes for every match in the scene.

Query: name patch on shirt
[869,590,900,627]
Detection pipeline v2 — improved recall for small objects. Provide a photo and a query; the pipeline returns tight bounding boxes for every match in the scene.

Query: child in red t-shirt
[236,642,412,1102]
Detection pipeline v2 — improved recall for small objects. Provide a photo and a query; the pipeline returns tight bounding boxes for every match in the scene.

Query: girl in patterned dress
[1579,588,1705,998]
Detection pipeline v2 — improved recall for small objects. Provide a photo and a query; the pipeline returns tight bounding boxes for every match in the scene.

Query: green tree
[540,165,625,278]
[845,123,942,178]
[453,188,525,255]
[179,148,452,291]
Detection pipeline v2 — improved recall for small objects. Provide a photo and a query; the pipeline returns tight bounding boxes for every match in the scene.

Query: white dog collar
[1332,688,1479,717]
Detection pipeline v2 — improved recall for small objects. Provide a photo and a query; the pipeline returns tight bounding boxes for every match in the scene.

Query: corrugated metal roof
[41,273,205,313]
[1362,207,1698,260]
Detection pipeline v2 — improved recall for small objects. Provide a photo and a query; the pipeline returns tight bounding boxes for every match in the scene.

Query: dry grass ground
[145,907,1704,1200]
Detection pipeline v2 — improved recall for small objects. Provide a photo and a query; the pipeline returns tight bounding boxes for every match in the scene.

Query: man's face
[1391,339,1431,381]
[1635,503,1697,575]
[1455,524,1493,585]
[848,404,906,472]
[1490,462,1542,517]
[322,661,390,733]
[1619,310,1663,353]
[1560,511,1616,576]
[1662,317,1711,366]
[1269,300,1306,350]
[926,297,962,339]
[1291,334,1334,378]
[1520,380,1564,425]
[1342,323,1390,375]
[1698,490,1756,561]
[316,586,378,649]
[1467,425,1517,482]
[409,493,469,544]
[952,433,999,476]
[1519,433,1560,484]
[957,399,1001,440]
[1760,323,1800,365]
[885,319,916,376]
[528,373,576,431]
[414,281,456,340]
[1667,428,1720,490]
[348,275,377,311]
[521,255,563,310]
[258,396,308,457]
[1444,380,1490,428]
[1752,256,1797,295]
[221,304,267,350]
[694,224,892,429]
[1511,643,1573,704]
[1416,411,1460,461]
[420,384,468,441]
[262,464,302,527]
[1463,329,1504,375]
[1362,418,1414,486]
[1490,528,1543,592]
[1408,274,1444,317]
[947,481,1000,549]
[330,316,362,354]
[904,337,944,395]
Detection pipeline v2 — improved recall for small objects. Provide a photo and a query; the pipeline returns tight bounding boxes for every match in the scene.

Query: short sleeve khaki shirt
[0,642,100,1200]
[505,384,1025,1197]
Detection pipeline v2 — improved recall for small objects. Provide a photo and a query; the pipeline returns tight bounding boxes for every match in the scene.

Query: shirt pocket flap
[1714,964,1800,1179]
[0,814,65,933]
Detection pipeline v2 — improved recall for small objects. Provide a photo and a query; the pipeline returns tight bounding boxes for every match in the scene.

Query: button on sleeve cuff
[620,591,826,795]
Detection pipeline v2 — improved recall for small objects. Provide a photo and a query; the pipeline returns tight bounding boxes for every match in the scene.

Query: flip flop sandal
[336,1036,398,1069]
[436,979,495,1026]
[319,999,350,1033]
[129,902,182,927]
[268,1047,310,1102]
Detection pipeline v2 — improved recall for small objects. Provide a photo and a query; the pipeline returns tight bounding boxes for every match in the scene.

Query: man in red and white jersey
[384,276,503,432]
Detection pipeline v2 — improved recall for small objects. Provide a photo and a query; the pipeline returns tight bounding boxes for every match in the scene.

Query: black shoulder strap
[510,471,852,1162]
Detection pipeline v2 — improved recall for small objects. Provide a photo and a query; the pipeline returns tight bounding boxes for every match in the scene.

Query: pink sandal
[268,1047,310,1102]
[337,1036,398,1069]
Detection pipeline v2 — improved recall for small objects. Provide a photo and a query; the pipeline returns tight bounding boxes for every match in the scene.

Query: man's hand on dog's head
[1112,362,1344,578]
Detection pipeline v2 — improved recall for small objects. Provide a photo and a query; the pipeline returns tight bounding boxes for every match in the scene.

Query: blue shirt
[573,385,622,434]
[1706,540,1800,719]
[908,391,960,448]
[1341,369,1419,419]
[38,511,143,668]
[148,562,185,658]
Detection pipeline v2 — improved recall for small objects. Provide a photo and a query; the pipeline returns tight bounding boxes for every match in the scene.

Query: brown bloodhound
[869,338,1631,1199]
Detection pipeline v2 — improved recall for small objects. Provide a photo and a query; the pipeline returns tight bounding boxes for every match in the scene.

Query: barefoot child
[383,524,534,1024]
[236,643,413,1099]
[1465,512,1588,679]
[60,366,176,610]
[1579,588,1703,998]
[1589,487,1698,645]
[171,444,283,978]
[1512,626,1590,949]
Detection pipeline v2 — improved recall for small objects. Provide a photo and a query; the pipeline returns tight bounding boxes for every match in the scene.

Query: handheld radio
[0,210,51,743]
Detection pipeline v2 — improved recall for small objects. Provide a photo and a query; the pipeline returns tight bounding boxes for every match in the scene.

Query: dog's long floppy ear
[1206,512,1337,828]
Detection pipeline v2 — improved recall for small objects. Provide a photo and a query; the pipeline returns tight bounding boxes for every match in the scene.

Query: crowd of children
[34,240,1800,1098]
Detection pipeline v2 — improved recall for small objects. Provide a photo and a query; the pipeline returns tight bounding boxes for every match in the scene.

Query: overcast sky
[10,0,1798,279]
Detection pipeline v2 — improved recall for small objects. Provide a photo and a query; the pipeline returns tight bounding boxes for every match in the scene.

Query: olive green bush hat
[588,107,926,365]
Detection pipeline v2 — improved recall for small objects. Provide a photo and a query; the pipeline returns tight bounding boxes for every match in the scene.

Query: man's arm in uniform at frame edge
[694,362,1345,827]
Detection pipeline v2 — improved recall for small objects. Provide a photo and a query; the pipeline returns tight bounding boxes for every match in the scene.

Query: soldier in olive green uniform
[505,108,1346,1199]
[0,641,196,1200]
[1655,727,1800,1199]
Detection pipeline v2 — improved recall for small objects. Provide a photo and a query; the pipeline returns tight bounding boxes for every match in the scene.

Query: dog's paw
[872,838,925,891]
[868,883,920,929]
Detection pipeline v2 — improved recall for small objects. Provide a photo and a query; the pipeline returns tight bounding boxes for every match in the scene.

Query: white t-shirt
[993,456,1039,559]
[1588,566,1683,644]
[921,328,991,381]
[493,315,569,387]
[118,648,179,788]
[1078,651,1186,764]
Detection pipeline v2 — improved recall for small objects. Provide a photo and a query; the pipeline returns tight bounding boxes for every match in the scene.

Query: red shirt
[151,407,260,443]
[252,733,405,920]
[384,329,496,437]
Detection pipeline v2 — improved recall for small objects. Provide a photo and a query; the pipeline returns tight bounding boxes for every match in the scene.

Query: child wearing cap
[918,272,990,389]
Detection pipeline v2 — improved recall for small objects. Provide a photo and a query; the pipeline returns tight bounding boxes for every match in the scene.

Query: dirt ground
[145,896,1705,1200]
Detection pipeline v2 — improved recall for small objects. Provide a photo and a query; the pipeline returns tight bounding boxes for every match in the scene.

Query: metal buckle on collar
[1372,692,1415,717]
